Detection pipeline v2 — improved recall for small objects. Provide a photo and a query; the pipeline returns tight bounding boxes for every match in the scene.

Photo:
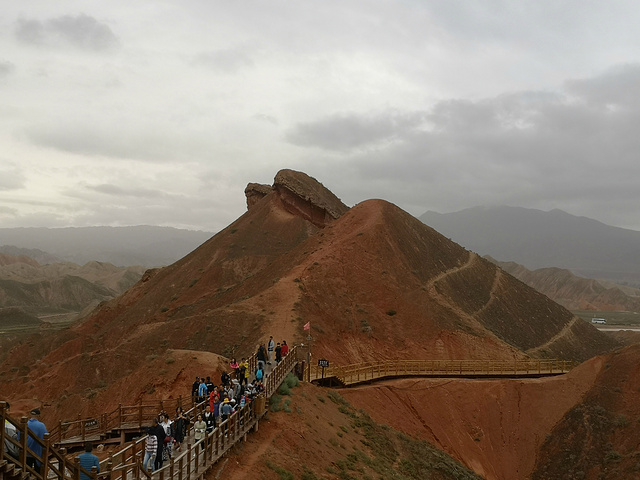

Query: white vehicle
[591,318,607,324]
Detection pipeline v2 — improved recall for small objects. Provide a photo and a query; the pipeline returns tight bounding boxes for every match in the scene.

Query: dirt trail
[526,316,580,356]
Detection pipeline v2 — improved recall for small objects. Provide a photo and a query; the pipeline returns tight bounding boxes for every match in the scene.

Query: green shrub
[278,383,291,395]
[270,394,283,412]
[285,372,299,388]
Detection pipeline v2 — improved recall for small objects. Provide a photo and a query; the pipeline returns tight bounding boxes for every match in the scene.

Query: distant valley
[0,225,213,267]
[0,252,146,330]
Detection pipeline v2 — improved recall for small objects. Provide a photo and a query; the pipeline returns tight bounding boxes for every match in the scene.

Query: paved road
[596,325,640,332]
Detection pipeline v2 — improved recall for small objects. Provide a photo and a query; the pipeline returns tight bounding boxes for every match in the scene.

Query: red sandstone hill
[0,170,618,426]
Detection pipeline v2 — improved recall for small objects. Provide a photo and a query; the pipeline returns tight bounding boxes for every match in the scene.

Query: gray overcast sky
[2,1,640,232]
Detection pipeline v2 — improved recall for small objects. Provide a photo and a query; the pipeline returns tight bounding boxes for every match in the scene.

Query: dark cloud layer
[0,61,15,77]
[286,111,427,152]
[14,14,119,51]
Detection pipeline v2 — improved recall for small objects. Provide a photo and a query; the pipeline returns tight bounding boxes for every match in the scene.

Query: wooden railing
[1,346,300,480]
[308,358,578,385]
[48,396,199,446]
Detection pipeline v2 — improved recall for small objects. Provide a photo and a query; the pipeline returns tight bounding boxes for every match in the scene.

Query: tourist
[267,336,275,364]
[193,414,206,451]
[191,377,200,403]
[256,344,267,370]
[160,413,173,462]
[78,442,100,480]
[205,376,214,395]
[151,416,165,471]
[238,358,249,386]
[220,398,233,422]
[143,424,158,472]
[275,342,282,364]
[229,358,239,378]
[221,370,231,387]
[22,408,47,474]
[173,407,187,452]
[3,402,18,461]
[255,365,264,383]
[197,378,208,403]
[281,340,289,358]
[203,405,215,433]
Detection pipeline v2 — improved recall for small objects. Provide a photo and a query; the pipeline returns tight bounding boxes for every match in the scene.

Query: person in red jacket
[281,340,289,357]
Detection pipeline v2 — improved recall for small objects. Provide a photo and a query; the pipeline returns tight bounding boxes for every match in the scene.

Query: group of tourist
[3,337,293,476]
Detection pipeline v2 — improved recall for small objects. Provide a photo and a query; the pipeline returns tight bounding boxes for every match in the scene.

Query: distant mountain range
[419,206,640,288]
[486,256,640,312]
[0,226,213,267]
[0,252,146,325]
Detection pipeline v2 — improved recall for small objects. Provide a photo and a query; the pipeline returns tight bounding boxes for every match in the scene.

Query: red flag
[303,321,310,331]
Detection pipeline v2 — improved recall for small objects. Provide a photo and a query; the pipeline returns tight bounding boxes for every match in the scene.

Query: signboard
[318,359,330,368]
[84,419,99,430]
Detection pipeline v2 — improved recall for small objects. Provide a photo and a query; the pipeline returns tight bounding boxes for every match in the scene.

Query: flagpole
[304,322,311,382]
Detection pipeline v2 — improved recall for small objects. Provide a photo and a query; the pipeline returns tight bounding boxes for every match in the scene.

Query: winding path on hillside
[426,252,495,327]
[525,316,581,356]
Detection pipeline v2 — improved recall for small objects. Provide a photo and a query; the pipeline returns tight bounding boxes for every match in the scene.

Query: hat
[224,398,229,403]
[30,408,41,415]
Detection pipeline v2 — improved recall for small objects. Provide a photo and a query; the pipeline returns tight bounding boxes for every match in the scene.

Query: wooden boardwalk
[0,347,300,480]
[1,350,577,480]
[308,358,577,387]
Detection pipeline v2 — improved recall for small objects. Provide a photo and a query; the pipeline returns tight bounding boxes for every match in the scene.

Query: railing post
[42,433,51,480]
[19,416,28,467]
[138,401,143,427]
[186,442,192,479]
[74,456,82,480]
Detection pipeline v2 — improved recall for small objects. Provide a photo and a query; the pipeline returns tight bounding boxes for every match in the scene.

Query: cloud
[14,14,119,51]
[565,64,640,107]
[0,165,26,191]
[0,61,15,77]
[285,110,427,152]
[14,19,45,44]
[303,63,640,230]
[86,184,170,199]
[193,48,253,73]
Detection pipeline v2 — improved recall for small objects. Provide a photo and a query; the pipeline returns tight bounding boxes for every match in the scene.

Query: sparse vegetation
[265,460,294,480]
[386,309,397,316]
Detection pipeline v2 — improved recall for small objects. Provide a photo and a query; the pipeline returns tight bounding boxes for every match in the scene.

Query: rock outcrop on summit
[0,169,618,423]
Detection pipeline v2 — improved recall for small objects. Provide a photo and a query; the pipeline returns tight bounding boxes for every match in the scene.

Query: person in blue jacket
[21,408,48,474]
[78,442,100,480]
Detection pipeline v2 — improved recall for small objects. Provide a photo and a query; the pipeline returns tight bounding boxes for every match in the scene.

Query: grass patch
[265,460,294,480]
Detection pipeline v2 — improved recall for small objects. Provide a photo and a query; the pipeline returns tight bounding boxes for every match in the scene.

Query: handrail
[308,358,578,385]
[1,346,300,480]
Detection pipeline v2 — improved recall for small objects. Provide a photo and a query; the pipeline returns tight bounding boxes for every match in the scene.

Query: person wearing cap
[220,398,233,422]
[21,408,48,474]
[78,442,100,480]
